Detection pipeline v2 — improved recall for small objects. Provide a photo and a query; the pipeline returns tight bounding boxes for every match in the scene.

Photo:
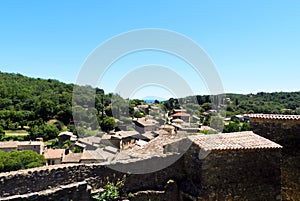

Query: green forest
[0,71,299,142]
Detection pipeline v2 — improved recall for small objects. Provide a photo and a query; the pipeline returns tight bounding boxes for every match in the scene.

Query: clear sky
[0,1,299,99]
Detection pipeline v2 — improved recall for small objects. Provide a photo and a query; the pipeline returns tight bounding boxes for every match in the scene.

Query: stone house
[44,148,65,165]
[109,130,140,149]
[0,140,44,154]
[170,112,191,122]
[133,117,158,133]
[0,141,18,152]
[17,141,44,154]
[78,136,102,150]
[62,153,82,163]
[57,131,77,146]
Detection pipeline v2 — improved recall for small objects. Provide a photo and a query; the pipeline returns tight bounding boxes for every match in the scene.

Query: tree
[201,102,212,111]
[133,111,144,118]
[0,126,4,140]
[27,124,59,141]
[0,150,45,172]
[241,122,250,131]
[101,117,116,133]
[223,122,240,133]
[35,99,55,121]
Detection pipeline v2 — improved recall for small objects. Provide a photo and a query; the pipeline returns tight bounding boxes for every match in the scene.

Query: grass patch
[4,130,29,136]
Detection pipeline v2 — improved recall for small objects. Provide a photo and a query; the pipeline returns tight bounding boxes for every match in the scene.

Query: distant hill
[143,96,166,103]
[0,71,299,139]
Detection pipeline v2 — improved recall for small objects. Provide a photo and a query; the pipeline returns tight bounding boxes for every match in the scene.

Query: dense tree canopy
[0,150,45,172]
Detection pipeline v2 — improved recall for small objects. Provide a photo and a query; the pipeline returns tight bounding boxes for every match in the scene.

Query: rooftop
[112,130,139,139]
[153,129,170,135]
[134,118,158,127]
[247,113,300,120]
[0,141,18,148]
[79,136,102,145]
[58,131,77,138]
[0,141,43,148]
[80,150,105,161]
[193,131,282,151]
[44,149,65,159]
[171,112,191,117]
[18,141,43,146]
[62,153,82,163]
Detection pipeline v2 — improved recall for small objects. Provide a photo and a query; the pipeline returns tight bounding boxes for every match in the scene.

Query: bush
[92,175,126,201]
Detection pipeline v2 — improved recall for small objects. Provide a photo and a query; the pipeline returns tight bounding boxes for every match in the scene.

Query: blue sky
[0,1,299,99]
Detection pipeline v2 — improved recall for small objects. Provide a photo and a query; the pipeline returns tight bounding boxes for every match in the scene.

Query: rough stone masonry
[249,114,300,201]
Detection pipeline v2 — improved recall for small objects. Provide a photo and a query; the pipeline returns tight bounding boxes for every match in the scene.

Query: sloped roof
[153,129,169,135]
[192,131,282,151]
[0,141,44,148]
[44,149,65,159]
[62,153,82,163]
[0,141,18,148]
[112,130,139,139]
[247,113,300,120]
[79,136,102,145]
[171,112,190,117]
[80,150,105,161]
[141,132,156,140]
[18,141,43,146]
[58,131,77,138]
[134,118,157,127]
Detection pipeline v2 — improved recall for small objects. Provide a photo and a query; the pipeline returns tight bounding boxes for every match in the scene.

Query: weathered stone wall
[251,118,300,201]
[0,181,91,201]
[0,143,282,201]
[250,118,300,154]
[184,144,282,201]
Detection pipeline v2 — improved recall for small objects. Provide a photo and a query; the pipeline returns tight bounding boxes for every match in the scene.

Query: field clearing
[4,130,29,136]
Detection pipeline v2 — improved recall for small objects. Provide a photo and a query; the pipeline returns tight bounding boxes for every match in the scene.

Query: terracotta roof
[172,119,184,123]
[80,150,95,160]
[171,112,191,117]
[80,150,105,161]
[0,141,44,148]
[141,132,156,140]
[134,118,157,127]
[0,141,18,148]
[62,153,82,163]
[160,124,175,129]
[153,129,170,135]
[193,131,282,151]
[199,126,216,131]
[122,135,188,157]
[247,114,300,120]
[112,131,139,139]
[44,149,65,159]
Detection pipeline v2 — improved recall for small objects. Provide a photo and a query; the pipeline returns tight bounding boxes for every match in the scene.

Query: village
[0,102,252,166]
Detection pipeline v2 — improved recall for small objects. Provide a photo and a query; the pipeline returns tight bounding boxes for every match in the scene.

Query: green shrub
[92,175,126,201]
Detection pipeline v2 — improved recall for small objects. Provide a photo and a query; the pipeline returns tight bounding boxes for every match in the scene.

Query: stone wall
[184,144,281,201]
[0,142,282,201]
[251,118,300,200]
